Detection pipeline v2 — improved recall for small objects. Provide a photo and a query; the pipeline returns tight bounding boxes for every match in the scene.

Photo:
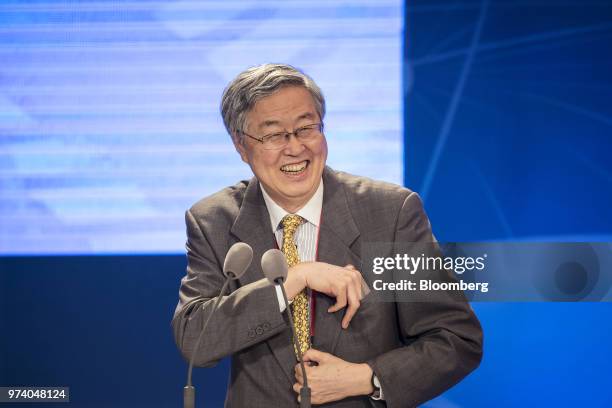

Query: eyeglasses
[240,123,324,150]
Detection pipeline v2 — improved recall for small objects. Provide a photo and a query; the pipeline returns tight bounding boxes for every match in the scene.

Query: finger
[296,367,305,384]
[328,285,347,313]
[345,264,356,270]
[360,277,371,298]
[352,268,361,287]
[294,364,303,382]
[353,271,367,300]
[293,383,301,394]
[342,279,361,328]
[303,350,315,364]
[347,268,369,299]
[303,348,327,364]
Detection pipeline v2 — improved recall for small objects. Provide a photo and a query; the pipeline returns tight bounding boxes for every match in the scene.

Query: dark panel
[0,256,228,407]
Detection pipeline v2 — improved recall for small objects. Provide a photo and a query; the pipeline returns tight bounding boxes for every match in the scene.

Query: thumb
[303,348,329,364]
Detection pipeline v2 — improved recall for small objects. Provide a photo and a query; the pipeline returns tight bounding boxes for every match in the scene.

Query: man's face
[234,86,328,212]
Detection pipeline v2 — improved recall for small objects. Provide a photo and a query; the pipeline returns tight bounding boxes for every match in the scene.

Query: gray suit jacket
[172,167,483,407]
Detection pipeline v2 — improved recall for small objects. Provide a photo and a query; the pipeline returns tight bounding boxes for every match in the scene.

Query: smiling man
[172,64,483,407]
[233,85,327,213]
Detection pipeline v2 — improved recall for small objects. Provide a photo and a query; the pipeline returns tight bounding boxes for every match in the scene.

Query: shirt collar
[260,179,324,232]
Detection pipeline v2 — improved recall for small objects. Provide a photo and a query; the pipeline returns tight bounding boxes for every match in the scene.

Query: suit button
[248,329,255,338]
[256,326,263,335]
[263,322,270,330]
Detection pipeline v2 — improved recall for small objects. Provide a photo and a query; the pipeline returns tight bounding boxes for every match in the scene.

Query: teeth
[281,161,307,173]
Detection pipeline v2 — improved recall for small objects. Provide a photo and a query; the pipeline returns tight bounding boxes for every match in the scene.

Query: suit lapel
[230,176,275,270]
[314,168,361,354]
[229,169,363,383]
[230,177,296,386]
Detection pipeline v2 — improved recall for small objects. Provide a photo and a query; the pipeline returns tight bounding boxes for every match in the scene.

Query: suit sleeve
[171,209,288,367]
[367,192,484,407]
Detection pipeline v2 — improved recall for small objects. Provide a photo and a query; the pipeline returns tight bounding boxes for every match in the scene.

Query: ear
[232,132,249,164]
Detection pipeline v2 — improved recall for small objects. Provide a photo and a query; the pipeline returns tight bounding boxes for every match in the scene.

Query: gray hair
[220,63,326,141]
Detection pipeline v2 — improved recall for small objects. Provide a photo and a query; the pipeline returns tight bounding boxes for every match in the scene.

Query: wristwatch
[371,373,383,400]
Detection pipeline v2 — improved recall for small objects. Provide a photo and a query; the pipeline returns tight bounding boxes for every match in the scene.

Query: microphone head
[223,242,253,279]
[261,249,289,284]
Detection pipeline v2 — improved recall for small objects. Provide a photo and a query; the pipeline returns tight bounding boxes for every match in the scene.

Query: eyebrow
[296,112,316,122]
[258,112,317,130]
[259,120,281,129]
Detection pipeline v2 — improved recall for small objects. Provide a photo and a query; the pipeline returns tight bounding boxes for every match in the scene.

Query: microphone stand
[277,279,311,408]
[184,275,233,408]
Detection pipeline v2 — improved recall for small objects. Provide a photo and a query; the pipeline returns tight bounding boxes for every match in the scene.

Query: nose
[283,133,306,155]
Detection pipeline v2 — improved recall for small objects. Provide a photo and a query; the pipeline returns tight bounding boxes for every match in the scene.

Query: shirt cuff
[275,284,292,312]
[370,374,385,401]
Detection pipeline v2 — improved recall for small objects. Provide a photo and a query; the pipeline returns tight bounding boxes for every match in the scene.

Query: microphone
[261,249,311,408]
[223,242,255,279]
[184,242,253,408]
[261,248,289,283]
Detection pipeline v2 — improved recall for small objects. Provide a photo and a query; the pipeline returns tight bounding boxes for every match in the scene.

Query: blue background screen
[2,1,612,407]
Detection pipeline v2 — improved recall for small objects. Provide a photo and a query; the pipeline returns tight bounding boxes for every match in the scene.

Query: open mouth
[280,160,309,175]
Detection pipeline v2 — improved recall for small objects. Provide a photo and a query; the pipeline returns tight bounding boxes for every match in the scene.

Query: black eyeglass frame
[239,123,324,150]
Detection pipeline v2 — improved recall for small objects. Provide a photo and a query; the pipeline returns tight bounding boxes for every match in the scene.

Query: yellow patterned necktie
[281,214,310,357]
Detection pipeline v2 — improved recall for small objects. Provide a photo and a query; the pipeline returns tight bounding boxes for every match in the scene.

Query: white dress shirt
[260,180,323,312]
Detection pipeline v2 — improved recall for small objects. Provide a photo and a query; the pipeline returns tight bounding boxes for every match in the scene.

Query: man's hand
[293,349,374,405]
[284,262,368,328]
